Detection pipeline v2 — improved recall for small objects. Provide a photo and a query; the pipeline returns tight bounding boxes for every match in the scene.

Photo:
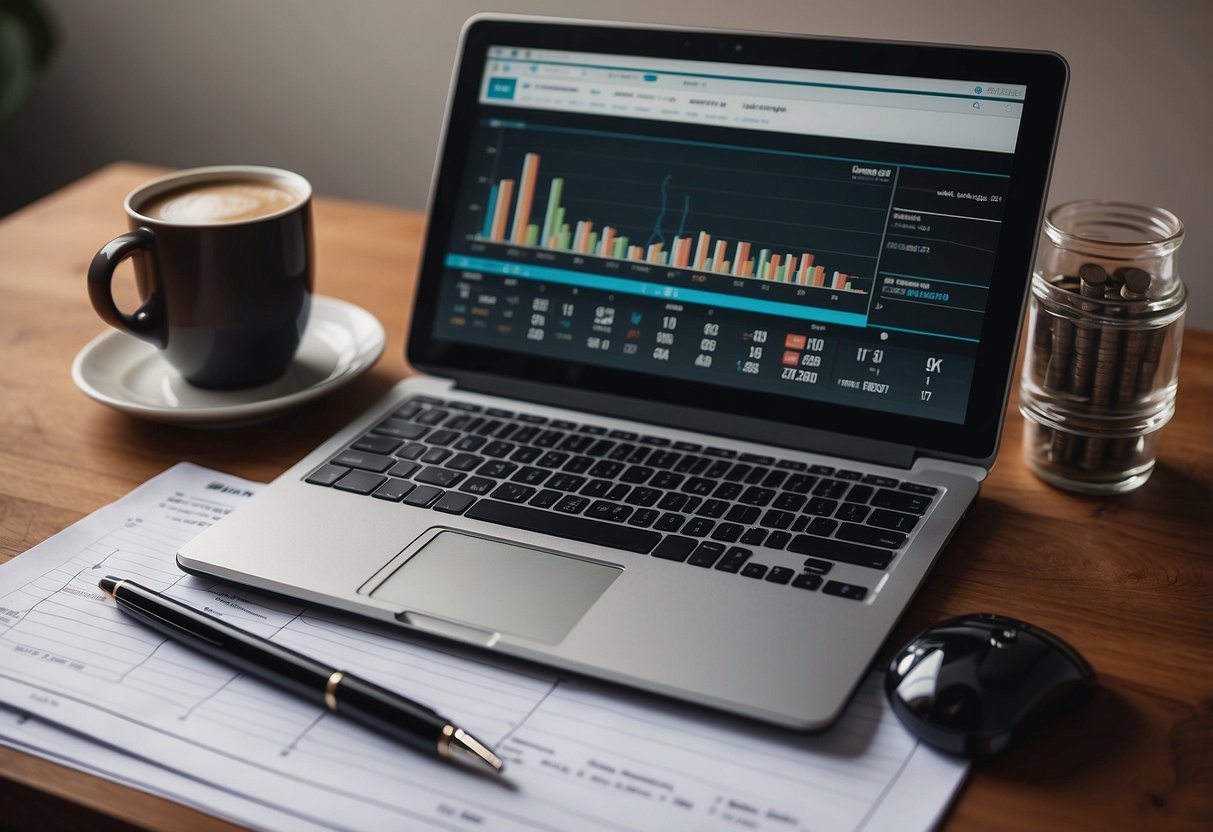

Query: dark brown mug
[88,165,314,389]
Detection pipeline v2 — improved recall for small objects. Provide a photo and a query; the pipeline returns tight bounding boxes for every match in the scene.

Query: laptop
[178,15,1067,729]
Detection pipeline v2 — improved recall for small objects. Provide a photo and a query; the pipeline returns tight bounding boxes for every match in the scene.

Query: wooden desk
[1,163,1209,831]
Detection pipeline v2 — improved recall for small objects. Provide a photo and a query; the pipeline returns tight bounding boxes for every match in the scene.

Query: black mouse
[885,613,1095,758]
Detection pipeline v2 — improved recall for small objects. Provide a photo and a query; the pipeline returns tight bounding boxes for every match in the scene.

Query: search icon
[972,101,981,110]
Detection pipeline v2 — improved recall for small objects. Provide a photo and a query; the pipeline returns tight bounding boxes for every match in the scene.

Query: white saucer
[72,295,386,427]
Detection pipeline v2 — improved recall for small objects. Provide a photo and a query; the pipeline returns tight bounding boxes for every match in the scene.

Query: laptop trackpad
[369,531,621,645]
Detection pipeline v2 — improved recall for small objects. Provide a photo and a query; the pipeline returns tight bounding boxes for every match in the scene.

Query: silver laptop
[179,15,1067,729]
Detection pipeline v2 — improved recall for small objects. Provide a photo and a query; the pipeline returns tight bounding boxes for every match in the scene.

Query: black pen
[98,576,503,776]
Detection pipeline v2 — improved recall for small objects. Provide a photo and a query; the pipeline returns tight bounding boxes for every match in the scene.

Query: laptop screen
[410,20,1067,464]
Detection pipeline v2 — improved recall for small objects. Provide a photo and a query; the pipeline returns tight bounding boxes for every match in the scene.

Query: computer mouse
[885,613,1095,758]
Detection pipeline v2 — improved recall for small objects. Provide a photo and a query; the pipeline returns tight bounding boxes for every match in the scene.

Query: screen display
[410,23,1066,462]
[429,45,1027,425]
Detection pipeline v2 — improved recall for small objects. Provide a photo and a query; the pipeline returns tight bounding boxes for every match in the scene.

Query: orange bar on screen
[510,154,540,244]
[694,231,711,270]
[490,179,515,241]
[732,242,751,276]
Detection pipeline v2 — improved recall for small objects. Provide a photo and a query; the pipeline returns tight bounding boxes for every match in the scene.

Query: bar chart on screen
[464,121,889,296]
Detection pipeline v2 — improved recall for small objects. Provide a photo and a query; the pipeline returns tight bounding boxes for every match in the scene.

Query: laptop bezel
[406,15,1068,468]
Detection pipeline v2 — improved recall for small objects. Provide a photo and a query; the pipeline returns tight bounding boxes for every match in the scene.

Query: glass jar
[1020,201,1186,493]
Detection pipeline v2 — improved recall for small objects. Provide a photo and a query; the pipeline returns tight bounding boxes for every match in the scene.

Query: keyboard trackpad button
[369,531,621,645]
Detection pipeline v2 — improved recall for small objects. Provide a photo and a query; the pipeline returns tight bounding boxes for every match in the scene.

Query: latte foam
[140,180,302,223]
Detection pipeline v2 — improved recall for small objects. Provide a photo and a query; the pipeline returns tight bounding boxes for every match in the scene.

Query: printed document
[0,463,966,831]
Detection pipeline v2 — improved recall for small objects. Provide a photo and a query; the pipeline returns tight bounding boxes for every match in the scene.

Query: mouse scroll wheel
[989,628,1018,648]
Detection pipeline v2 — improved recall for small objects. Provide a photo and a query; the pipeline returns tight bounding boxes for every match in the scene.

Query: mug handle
[87,227,166,348]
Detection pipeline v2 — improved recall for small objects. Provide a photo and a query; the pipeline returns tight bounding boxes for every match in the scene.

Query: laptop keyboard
[304,396,940,602]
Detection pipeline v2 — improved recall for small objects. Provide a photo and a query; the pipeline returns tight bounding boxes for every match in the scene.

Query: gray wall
[3,0,1210,328]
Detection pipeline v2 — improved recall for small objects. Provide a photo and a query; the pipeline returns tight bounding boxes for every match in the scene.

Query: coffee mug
[88,165,314,389]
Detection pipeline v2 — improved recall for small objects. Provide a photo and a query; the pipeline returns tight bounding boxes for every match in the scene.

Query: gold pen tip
[440,725,504,775]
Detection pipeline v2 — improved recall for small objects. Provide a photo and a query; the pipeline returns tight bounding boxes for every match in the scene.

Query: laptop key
[654,513,686,532]
[791,572,823,591]
[554,495,590,514]
[352,435,402,454]
[564,455,594,474]
[766,531,792,549]
[862,475,900,487]
[511,447,542,464]
[452,435,487,452]
[434,492,475,515]
[421,447,451,464]
[726,504,761,524]
[713,482,742,501]
[900,482,939,495]
[807,517,839,537]
[460,476,496,495]
[871,489,932,514]
[628,508,660,528]
[804,497,838,516]
[823,581,868,601]
[845,484,874,504]
[741,563,768,579]
[416,467,465,488]
[531,489,562,509]
[802,558,833,573]
[490,483,535,503]
[772,492,806,512]
[510,466,550,486]
[760,510,794,529]
[787,535,893,569]
[625,487,661,507]
[835,503,870,523]
[715,547,752,573]
[372,419,428,440]
[868,509,920,533]
[740,528,767,546]
[710,523,742,543]
[784,474,817,493]
[334,471,386,495]
[682,518,715,537]
[546,473,587,492]
[813,479,848,499]
[696,499,728,518]
[446,453,484,472]
[425,429,460,446]
[621,465,654,484]
[465,500,661,554]
[836,523,907,549]
[588,460,624,479]
[402,485,443,507]
[766,566,795,584]
[305,464,348,486]
[396,442,427,460]
[332,450,395,473]
[480,439,514,458]
[688,542,725,568]
[387,460,421,479]
[586,500,632,523]
[477,459,517,479]
[652,536,696,561]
